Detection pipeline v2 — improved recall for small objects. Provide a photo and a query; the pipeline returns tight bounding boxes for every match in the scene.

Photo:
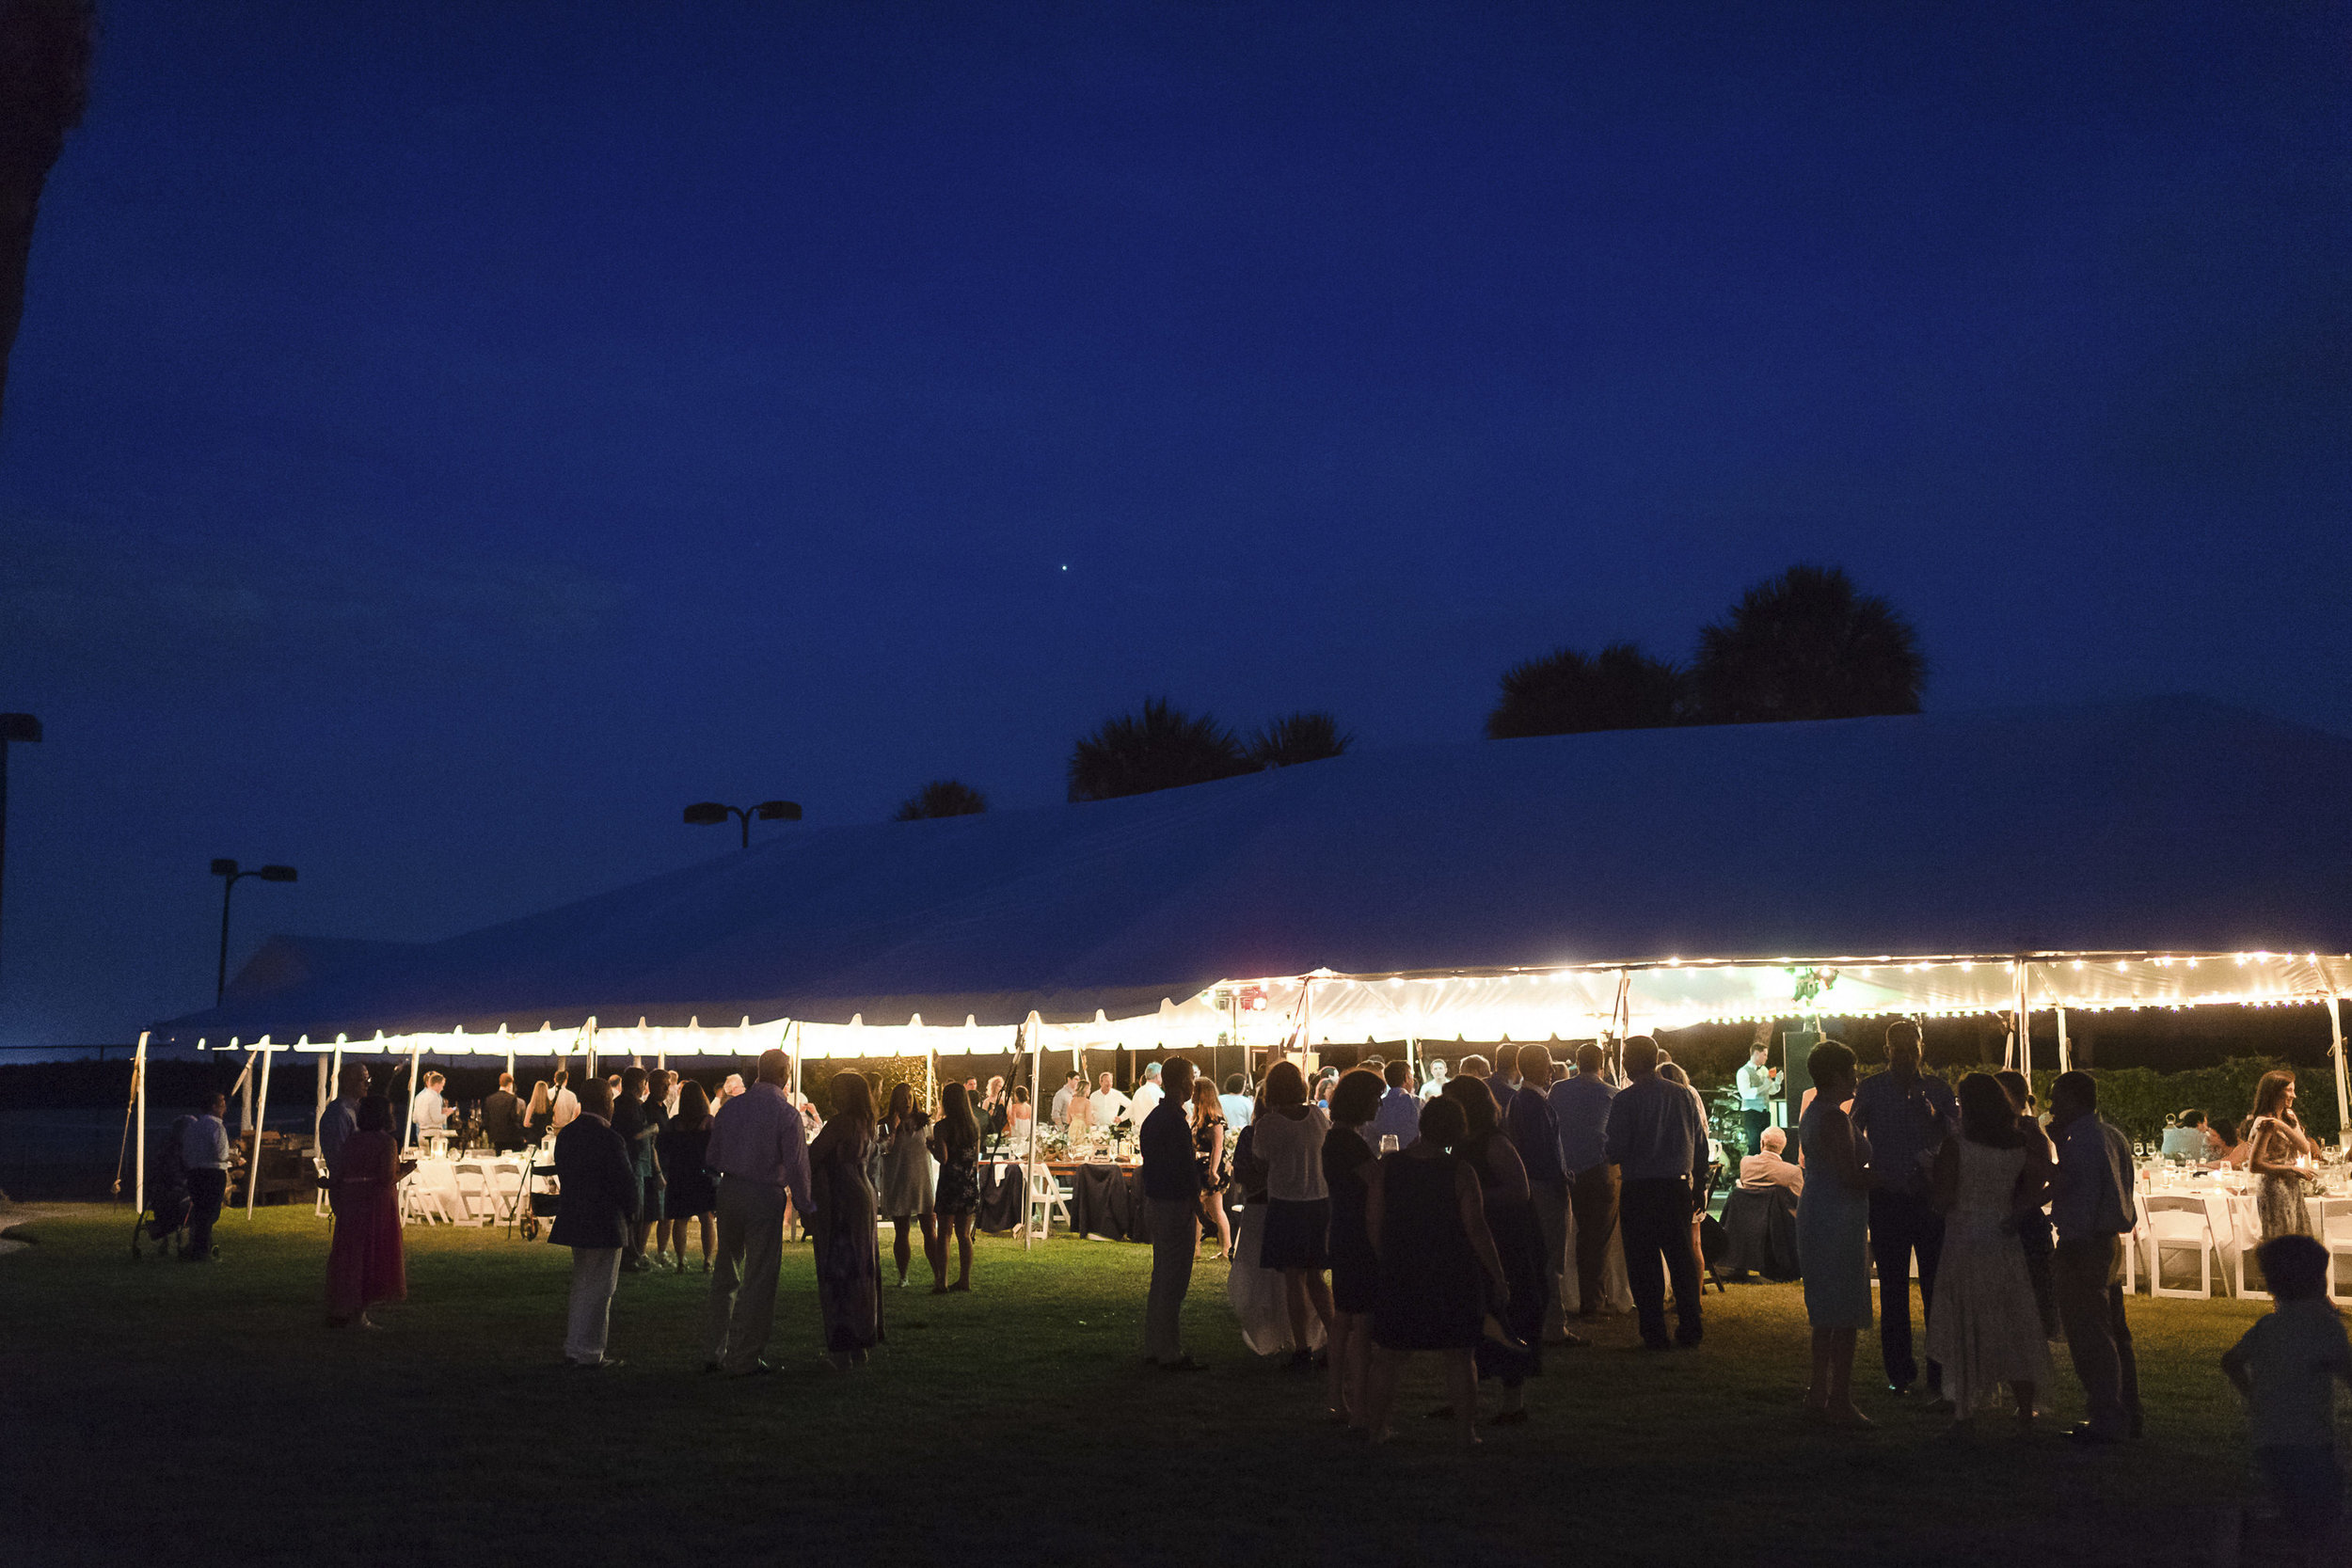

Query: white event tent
[140,696,2352,1227]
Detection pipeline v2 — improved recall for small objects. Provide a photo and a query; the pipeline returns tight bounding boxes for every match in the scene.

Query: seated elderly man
[1737,1126,1804,1197]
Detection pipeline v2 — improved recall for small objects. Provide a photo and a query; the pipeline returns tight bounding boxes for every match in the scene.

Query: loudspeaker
[1781,1029,1820,1159]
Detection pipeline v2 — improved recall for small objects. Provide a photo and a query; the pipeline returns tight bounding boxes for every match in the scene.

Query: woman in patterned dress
[2248,1069,2321,1243]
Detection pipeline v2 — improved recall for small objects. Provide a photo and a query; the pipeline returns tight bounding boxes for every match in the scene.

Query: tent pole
[2056,1006,2072,1076]
[239,1047,256,1138]
[1023,1014,1041,1253]
[403,1040,421,1148]
[132,1034,147,1222]
[246,1039,275,1218]
[2011,961,2029,1083]
[2330,996,2348,1155]
[311,1051,328,1155]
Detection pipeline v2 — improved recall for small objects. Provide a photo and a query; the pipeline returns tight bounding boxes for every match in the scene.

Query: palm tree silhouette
[1486,641,1684,738]
[0,0,97,433]
[1067,698,1250,802]
[893,780,988,820]
[1688,564,1925,724]
[1248,711,1353,768]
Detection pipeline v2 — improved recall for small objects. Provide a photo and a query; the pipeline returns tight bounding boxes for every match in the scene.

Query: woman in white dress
[1924,1072,2053,1432]
[1227,1118,1326,1356]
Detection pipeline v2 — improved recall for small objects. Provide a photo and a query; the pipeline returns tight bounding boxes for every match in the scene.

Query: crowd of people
[253,1026,2350,1547]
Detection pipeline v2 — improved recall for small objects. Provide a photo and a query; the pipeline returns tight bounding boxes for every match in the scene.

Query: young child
[2222,1234,2352,1557]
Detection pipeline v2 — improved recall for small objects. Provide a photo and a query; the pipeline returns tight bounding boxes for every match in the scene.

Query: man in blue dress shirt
[1550,1042,1620,1320]
[1848,1019,1957,1398]
[1604,1037,1709,1350]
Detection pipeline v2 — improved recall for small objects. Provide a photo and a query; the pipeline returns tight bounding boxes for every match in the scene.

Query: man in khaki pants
[1139,1055,1207,1371]
[2048,1070,2142,1444]
[704,1049,816,1376]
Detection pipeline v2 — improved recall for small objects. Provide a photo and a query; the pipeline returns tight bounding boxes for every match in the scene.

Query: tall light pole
[683,799,801,849]
[212,859,296,1003]
[0,712,40,989]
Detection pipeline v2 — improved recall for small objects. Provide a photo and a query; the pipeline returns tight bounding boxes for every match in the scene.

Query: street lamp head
[754,800,803,822]
[0,713,40,744]
[211,858,240,878]
[683,801,732,827]
[259,864,298,883]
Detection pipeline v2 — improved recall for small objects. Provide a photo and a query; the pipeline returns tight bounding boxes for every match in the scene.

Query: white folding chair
[403,1164,457,1226]
[1025,1165,1073,1239]
[2314,1197,2352,1305]
[2122,1173,2150,1292]
[2144,1194,2217,1299]
[483,1159,524,1224]
[452,1163,495,1226]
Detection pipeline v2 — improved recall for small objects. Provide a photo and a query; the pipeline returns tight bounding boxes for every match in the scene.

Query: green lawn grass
[0,1205,2280,1566]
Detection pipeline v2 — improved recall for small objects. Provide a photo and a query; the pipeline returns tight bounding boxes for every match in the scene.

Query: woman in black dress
[656,1080,718,1272]
[931,1081,981,1293]
[1363,1096,1507,1449]
[808,1071,883,1367]
[1322,1069,1386,1430]
[1190,1078,1232,1260]
[1444,1075,1543,1424]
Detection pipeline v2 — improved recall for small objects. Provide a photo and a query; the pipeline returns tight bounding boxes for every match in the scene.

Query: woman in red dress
[326,1095,413,1328]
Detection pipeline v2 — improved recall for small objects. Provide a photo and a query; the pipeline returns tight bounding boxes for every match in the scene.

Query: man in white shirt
[1735,1043,1781,1155]
[1129,1062,1166,1126]
[1217,1074,1253,1132]
[181,1093,235,1260]
[550,1069,580,1129]
[1050,1072,1081,1127]
[1419,1057,1449,1100]
[1089,1071,1132,1130]
[412,1070,448,1136]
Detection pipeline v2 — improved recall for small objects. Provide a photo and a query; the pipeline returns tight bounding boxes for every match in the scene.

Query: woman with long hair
[656,1081,719,1272]
[808,1070,884,1367]
[523,1081,553,1143]
[326,1096,413,1329]
[877,1082,941,1288]
[1008,1084,1034,1148]
[1924,1072,2053,1433]
[1191,1077,1232,1261]
[1794,1041,1871,1426]
[931,1080,981,1292]
[1363,1095,1508,1448]
[1250,1059,1336,1370]
[1322,1068,1385,1428]
[1442,1073,1543,1425]
[1994,1069,2058,1339]
[2248,1069,2321,1243]
[980,1075,1010,1142]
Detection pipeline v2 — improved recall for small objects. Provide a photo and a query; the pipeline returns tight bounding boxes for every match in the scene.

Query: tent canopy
[155,696,2352,1047]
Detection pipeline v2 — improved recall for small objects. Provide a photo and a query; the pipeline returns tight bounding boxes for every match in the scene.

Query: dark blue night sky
[1,2,2344,1044]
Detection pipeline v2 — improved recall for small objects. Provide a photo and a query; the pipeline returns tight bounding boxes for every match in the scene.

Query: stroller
[130,1115,194,1259]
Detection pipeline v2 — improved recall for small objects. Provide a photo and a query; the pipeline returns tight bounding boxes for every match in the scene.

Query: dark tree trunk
[0,0,95,433]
